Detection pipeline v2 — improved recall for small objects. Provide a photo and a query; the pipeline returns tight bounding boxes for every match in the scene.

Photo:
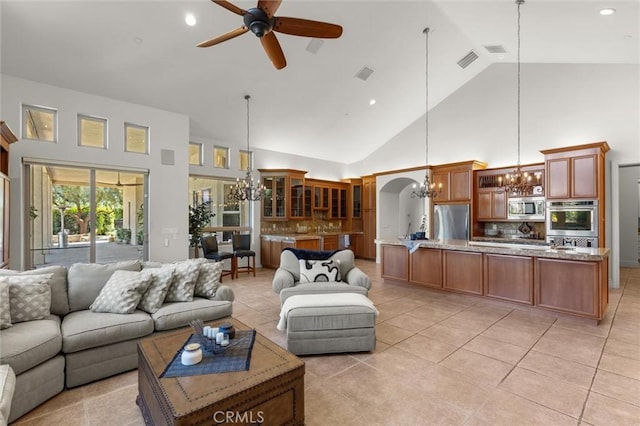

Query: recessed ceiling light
[369,99,376,106]
[599,8,616,16]
[185,13,197,26]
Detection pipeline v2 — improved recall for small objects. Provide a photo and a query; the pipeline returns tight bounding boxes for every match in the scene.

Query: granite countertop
[472,236,548,246]
[377,238,610,261]
[261,231,363,241]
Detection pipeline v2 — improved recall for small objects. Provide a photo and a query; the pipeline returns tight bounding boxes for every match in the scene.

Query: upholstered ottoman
[277,293,378,355]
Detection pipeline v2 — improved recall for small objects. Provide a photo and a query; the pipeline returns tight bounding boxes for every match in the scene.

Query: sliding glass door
[25,162,148,269]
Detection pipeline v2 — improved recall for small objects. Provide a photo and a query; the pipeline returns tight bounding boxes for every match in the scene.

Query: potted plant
[189,201,215,257]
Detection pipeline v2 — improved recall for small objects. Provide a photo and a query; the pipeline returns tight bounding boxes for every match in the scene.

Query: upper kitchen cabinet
[361,175,376,260]
[541,142,610,200]
[432,160,488,203]
[341,178,363,232]
[260,169,310,220]
[329,184,348,220]
[289,172,312,219]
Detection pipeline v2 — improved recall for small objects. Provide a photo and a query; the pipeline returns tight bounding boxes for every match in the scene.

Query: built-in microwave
[507,197,545,221]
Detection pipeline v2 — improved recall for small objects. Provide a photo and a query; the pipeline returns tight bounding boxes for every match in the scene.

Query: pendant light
[411,27,441,199]
[228,95,265,202]
[499,0,541,195]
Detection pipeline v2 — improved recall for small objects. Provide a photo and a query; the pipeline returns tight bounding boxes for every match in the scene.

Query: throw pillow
[137,267,175,314]
[0,280,11,329]
[89,270,152,314]
[67,260,141,312]
[0,265,69,316]
[194,261,222,298]
[6,274,53,324]
[164,260,200,302]
[299,259,341,283]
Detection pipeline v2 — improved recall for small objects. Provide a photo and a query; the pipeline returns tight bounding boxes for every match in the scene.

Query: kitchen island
[261,232,361,268]
[378,239,610,321]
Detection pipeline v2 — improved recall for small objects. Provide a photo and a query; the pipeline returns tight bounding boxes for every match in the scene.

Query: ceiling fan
[99,173,143,188]
[197,0,343,69]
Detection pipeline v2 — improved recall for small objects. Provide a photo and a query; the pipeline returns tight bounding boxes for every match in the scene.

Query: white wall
[2,75,190,266]
[349,63,640,175]
[619,165,640,267]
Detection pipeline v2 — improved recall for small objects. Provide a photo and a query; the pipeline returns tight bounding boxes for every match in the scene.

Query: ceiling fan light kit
[198,0,343,69]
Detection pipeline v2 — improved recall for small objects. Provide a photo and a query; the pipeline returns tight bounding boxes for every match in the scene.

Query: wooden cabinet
[260,169,312,220]
[289,174,311,219]
[361,175,376,260]
[541,142,609,200]
[410,248,442,288]
[261,174,287,220]
[484,254,533,304]
[432,161,487,203]
[535,257,608,319]
[313,185,329,210]
[476,189,507,221]
[381,244,408,281]
[329,185,347,219]
[261,236,320,268]
[0,121,16,269]
[322,235,339,251]
[443,250,483,295]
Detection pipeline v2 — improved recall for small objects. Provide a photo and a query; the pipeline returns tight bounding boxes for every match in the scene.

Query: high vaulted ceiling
[2,1,638,164]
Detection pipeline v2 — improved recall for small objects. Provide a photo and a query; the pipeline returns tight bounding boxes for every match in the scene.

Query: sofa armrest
[344,267,371,290]
[211,285,234,302]
[272,269,295,294]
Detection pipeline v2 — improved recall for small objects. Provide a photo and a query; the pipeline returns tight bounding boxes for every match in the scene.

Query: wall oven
[546,200,598,247]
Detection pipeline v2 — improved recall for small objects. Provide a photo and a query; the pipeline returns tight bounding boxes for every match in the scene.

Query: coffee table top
[138,317,304,416]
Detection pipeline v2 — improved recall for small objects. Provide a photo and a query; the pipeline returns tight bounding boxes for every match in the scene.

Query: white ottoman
[0,364,16,426]
[277,293,378,355]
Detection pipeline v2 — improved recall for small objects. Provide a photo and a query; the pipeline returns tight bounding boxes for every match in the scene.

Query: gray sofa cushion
[0,266,69,316]
[67,260,141,312]
[287,304,377,332]
[0,317,62,375]
[61,309,153,353]
[151,298,232,331]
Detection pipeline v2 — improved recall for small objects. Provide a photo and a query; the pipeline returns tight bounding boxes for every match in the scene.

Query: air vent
[305,39,324,54]
[355,66,374,81]
[483,44,507,54]
[457,50,479,69]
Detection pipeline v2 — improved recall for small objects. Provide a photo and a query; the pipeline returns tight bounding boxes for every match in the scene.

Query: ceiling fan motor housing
[244,8,273,37]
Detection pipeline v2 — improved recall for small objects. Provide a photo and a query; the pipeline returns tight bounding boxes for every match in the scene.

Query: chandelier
[411,27,441,199]
[500,0,540,196]
[228,95,265,202]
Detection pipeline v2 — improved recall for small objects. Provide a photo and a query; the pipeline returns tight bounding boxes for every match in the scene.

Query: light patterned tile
[463,335,530,365]
[419,323,479,347]
[395,334,458,363]
[583,392,640,426]
[533,326,605,367]
[591,369,640,407]
[440,348,513,387]
[500,367,588,418]
[517,350,596,389]
[598,352,640,380]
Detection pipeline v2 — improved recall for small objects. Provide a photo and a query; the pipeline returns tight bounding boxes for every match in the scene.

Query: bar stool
[200,235,235,281]
[232,234,256,278]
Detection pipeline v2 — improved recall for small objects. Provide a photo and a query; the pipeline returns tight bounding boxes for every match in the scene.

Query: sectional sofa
[0,258,234,423]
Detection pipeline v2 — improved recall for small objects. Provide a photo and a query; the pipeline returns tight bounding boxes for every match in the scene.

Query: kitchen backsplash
[483,221,546,239]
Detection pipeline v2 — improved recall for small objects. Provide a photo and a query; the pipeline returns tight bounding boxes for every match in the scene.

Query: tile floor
[11,261,640,426]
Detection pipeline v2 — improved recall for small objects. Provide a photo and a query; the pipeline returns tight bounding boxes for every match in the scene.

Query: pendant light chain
[425,27,429,168]
[245,94,251,165]
[411,27,441,199]
[517,0,522,166]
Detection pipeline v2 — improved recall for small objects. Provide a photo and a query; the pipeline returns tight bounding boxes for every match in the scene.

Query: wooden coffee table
[136,318,304,425]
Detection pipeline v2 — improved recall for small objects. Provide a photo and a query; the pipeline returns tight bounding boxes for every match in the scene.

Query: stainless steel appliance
[546,200,598,247]
[434,204,470,241]
[508,197,545,221]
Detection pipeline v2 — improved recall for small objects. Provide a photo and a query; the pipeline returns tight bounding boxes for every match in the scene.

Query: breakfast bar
[378,239,610,321]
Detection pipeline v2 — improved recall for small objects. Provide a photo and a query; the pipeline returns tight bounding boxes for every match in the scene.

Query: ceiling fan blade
[197,27,249,48]
[257,0,282,18]
[212,0,246,16]
[273,17,343,39]
[260,32,286,69]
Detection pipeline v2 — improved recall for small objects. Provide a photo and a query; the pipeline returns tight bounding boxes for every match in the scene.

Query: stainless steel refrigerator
[433,204,470,241]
